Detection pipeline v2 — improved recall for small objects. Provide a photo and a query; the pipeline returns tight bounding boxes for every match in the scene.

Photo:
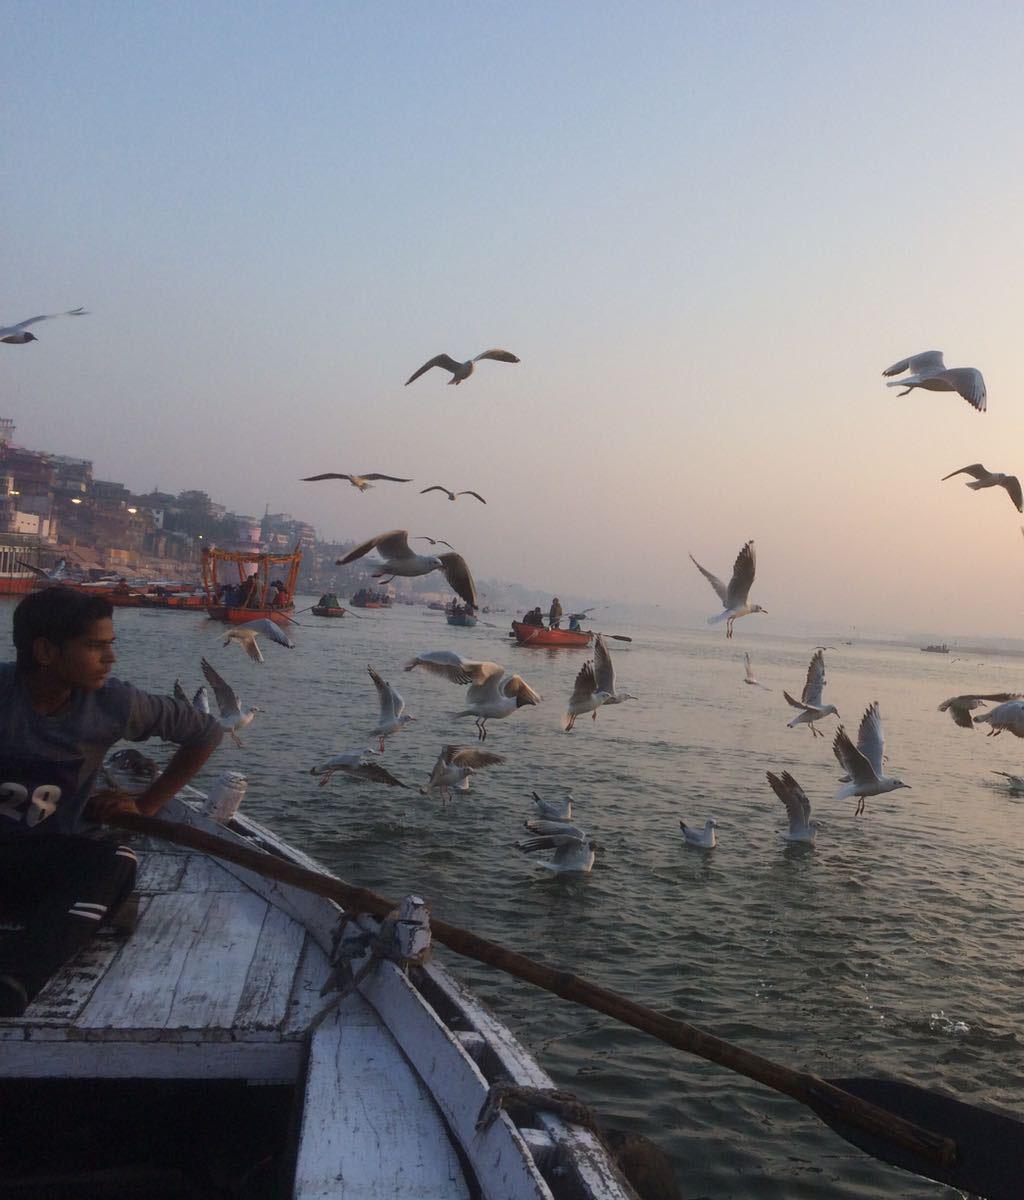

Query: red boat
[201,544,302,625]
[510,620,592,647]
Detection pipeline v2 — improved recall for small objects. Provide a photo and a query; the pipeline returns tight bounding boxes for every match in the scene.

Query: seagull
[337,530,477,609]
[420,485,487,504]
[593,633,636,708]
[16,558,67,581]
[301,472,412,491]
[563,662,610,731]
[420,745,505,804]
[690,540,765,638]
[403,651,541,740]
[516,831,597,873]
[993,770,1024,793]
[939,692,1023,729]
[783,650,839,737]
[309,748,406,788]
[368,665,415,751]
[974,699,1024,737]
[743,652,771,690]
[173,679,210,714]
[941,464,1022,513]
[414,535,455,549]
[405,349,520,386]
[679,818,717,848]
[224,619,295,663]
[833,703,910,815]
[201,658,263,747]
[0,307,87,344]
[531,790,573,821]
[523,818,586,838]
[883,351,986,413]
[766,771,818,844]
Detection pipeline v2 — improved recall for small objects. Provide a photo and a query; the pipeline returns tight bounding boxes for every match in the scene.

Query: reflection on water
[5,597,1023,1198]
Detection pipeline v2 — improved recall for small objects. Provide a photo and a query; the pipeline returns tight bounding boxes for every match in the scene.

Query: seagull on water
[421,745,505,804]
[224,619,294,663]
[201,658,263,747]
[337,530,478,609]
[993,770,1024,793]
[309,748,406,788]
[1,307,87,344]
[766,771,818,844]
[939,692,1023,729]
[883,351,986,413]
[405,349,520,386]
[516,831,597,873]
[368,665,415,751]
[690,540,765,638]
[973,699,1024,737]
[941,464,1022,513]
[680,818,717,848]
[403,651,541,740]
[301,472,412,491]
[743,652,771,690]
[833,702,910,815]
[783,650,839,737]
[531,790,573,821]
[173,678,210,714]
[420,485,487,504]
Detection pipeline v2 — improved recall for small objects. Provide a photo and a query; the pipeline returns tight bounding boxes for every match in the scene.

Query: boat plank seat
[294,1000,472,1199]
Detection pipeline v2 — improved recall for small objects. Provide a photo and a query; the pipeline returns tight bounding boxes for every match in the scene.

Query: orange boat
[510,620,592,647]
[202,544,301,625]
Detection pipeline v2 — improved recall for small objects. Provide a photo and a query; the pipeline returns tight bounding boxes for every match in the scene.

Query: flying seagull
[783,650,839,737]
[224,619,294,663]
[301,472,411,491]
[974,699,1024,737]
[201,658,263,747]
[939,692,1023,729]
[766,771,818,844]
[309,748,406,788]
[941,464,1022,513]
[16,558,67,581]
[883,351,986,413]
[679,818,717,848]
[414,535,455,549]
[833,702,910,815]
[367,665,415,751]
[563,661,610,732]
[420,745,505,804]
[405,349,520,386]
[337,529,478,609]
[403,650,541,740]
[516,831,597,873]
[743,652,771,690]
[1,307,87,344]
[420,485,487,504]
[173,678,210,714]
[690,540,765,638]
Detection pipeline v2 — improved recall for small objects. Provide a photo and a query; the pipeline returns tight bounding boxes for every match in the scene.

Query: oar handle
[107,812,954,1169]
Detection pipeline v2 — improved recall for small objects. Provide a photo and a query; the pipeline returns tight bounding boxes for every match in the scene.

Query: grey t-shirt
[0,663,222,837]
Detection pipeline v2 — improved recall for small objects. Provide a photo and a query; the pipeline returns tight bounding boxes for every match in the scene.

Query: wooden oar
[106,811,1023,1200]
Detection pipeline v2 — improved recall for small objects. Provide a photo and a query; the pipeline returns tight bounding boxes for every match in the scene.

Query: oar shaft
[108,812,953,1167]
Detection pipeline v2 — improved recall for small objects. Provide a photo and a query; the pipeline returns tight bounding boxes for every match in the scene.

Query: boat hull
[447,612,478,627]
[311,606,346,617]
[207,605,294,625]
[511,620,592,647]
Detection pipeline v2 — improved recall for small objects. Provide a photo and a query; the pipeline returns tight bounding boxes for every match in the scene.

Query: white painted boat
[0,793,640,1199]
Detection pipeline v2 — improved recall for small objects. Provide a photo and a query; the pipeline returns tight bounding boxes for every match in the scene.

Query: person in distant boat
[270,579,289,608]
[549,597,563,629]
[239,571,261,608]
[0,587,223,1017]
[568,613,582,633]
[521,607,543,626]
[318,592,340,610]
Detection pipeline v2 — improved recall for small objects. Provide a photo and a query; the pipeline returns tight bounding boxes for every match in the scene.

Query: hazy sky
[4,3,1024,635]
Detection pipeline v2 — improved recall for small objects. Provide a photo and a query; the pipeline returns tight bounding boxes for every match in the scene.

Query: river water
[4,596,1023,1199]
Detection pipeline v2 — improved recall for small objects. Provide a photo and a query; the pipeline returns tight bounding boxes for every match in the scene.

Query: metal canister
[202,771,247,824]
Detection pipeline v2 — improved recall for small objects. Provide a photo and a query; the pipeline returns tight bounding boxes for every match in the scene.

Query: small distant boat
[351,588,392,609]
[511,620,592,648]
[446,606,478,627]
[312,605,346,618]
[921,643,950,654]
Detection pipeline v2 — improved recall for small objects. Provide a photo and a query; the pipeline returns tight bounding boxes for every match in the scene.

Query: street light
[70,498,82,505]
[127,507,137,514]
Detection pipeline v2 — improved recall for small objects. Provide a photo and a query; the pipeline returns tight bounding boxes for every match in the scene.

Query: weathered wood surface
[293,995,472,1199]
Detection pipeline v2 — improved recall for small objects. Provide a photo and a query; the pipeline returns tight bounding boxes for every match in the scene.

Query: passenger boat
[350,588,392,608]
[311,605,346,618]
[0,535,45,595]
[511,620,592,648]
[202,545,301,625]
[920,643,950,654]
[0,791,635,1199]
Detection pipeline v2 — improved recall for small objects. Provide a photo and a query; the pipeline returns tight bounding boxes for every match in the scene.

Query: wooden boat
[202,545,301,624]
[920,643,950,653]
[447,607,478,627]
[311,605,346,618]
[351,588,392,608]
[0,792,635,1199]
[511,620,592,648]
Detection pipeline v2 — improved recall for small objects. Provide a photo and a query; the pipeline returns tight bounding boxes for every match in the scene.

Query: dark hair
[12,587,114,673]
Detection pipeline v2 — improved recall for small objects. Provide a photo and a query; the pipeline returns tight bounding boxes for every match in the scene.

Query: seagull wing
[192,686,210,714]
[403,651,487,685]
[344,762,407,787]
[856,702,886,776]
[456,491,487,504]
[938,697,975,729]
[569,662,598,706]
[173,679,189,703]
[0,307,87,335]
[832,724,878,785]
[592,634,615,694]
[451,749,505,768]
[726,541,756,609]
[517,833,584,855]
[689,554,729,605]
[936,367,986,412]
[940,464,987,482]
[338,529,413,564]
[239,619,294,648]
[766,770,811,833]
[972,693,1024,702]
[420,486,454,498]
[1002,476,1023,513]
[230,630,264,663]
[405,354,462,385]
[471,349,520,364]
[368,666,398,721]
[801,650,826,707]
[301,473,354,483]
[200,658,240,718]
[882,350,945,378]
[501,673,542,705]
[360,474,412,482]
[438,552,478,608]
[783,689,813,712]
[14,560,49,578]
[524,819,586,838]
